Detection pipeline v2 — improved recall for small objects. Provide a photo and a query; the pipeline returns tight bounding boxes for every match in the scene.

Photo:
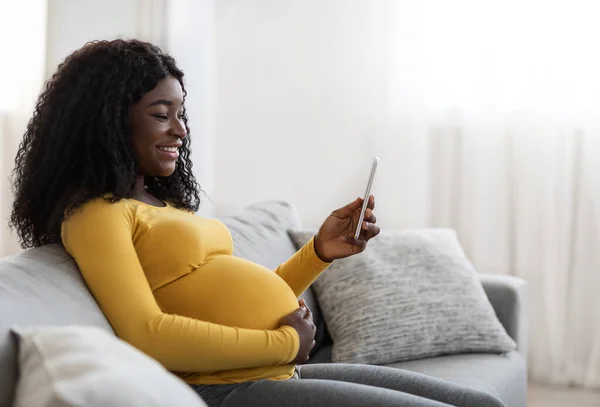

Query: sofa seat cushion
[387,351,526,407]
[308,346,525,407]
[394,351,527,407]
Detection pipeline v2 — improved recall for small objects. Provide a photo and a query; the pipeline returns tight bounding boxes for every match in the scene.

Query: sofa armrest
[478,273,528,360]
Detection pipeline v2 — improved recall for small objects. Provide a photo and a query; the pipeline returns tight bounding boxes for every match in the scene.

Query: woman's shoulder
[60,196,139,245]
[60,197,140,251]
[63,196,135,225]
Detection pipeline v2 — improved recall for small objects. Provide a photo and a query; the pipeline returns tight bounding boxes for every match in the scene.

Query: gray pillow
[288,228,516,365]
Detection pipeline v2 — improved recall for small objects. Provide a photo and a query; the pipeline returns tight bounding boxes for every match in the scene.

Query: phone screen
[354,157,379,239]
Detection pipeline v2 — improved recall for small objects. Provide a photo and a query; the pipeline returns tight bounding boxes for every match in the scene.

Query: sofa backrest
[0,244,113,407]
[0,200,325,407]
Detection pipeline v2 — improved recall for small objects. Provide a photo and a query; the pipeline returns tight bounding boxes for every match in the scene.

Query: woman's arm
[61,199,299,373]
[273,236,331,297]
[274,196,382,297]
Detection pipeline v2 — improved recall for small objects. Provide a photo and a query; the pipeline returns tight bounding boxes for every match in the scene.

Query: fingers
[330,195,375,220]
[361,202,379,239]
[295,303,308,318]
[331,197,363,218]
[304,307,313,322]
[305,339,316,362]
[341,236,367,250]
[359,220,381,239]
[367,195,375,210]
[342,219,379,250]
[299,299,312,320]
[364,208,377,224]
[365,222,381,239]
[300,300,316,333]
[299,299,317,337]
[296,300,317,363]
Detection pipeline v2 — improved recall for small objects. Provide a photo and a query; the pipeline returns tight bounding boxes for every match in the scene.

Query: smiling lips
[157,146,180,160]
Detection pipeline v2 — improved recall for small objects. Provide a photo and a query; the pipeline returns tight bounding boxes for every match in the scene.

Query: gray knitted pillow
[288,228,516,365]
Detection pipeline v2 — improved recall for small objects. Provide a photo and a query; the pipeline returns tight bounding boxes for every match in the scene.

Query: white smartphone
[354,156,379,239]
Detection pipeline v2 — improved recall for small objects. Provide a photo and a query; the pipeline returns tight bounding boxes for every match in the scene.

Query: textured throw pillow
[12,326,207,407]
[289,228,516,365]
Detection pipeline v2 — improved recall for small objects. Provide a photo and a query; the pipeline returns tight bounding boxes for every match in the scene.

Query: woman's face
[130,76,186,177]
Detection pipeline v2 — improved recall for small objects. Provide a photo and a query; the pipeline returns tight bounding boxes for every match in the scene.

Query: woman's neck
[134,176,146,195]
[131,176,166,207]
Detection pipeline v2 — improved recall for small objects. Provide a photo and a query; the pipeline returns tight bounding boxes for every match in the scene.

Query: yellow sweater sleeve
[273,236,331,297]
[61,199,299,373]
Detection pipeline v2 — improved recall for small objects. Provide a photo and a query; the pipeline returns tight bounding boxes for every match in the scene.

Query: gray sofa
[0,201,527,407]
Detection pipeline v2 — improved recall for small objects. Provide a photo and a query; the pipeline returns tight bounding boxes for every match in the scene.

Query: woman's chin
[140,161,177,178]
[155,165,177,178]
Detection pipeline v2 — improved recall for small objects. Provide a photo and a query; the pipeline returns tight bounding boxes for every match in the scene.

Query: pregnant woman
[10,39,502,407]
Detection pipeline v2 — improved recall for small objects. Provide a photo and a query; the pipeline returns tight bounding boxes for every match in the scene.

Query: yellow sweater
[61,197,330,384]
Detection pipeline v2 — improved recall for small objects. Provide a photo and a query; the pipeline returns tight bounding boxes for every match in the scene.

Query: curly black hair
[10,39,201,249]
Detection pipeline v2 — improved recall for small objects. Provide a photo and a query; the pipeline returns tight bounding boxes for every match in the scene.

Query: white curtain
[0,0,47,257]
[214,0,600,387]
[387,0,600,388]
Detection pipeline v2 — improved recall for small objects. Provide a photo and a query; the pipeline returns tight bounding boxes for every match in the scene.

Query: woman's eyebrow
[147,99,173,107]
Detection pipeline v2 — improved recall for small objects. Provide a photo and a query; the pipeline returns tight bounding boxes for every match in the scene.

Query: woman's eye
[152,114,168,121]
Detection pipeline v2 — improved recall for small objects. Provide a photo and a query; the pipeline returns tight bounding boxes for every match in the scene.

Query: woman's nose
[170,118,187,139]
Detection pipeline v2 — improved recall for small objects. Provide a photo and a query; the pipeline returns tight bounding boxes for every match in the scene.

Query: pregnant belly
[153,255,299,330]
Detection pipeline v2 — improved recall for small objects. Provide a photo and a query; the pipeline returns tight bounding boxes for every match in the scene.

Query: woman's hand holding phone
[313,158,380,263]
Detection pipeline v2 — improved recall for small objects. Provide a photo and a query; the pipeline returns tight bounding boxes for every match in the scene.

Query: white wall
[45,0,430,230]
[46,0,140,76]
[0,0,47,256]
[166,0,215,217]
[214,0,432,229]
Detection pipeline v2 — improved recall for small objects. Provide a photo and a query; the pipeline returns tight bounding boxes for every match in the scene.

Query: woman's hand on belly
[278,299,316,364]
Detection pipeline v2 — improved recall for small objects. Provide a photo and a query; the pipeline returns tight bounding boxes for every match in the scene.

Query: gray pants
[192,364,505,407]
